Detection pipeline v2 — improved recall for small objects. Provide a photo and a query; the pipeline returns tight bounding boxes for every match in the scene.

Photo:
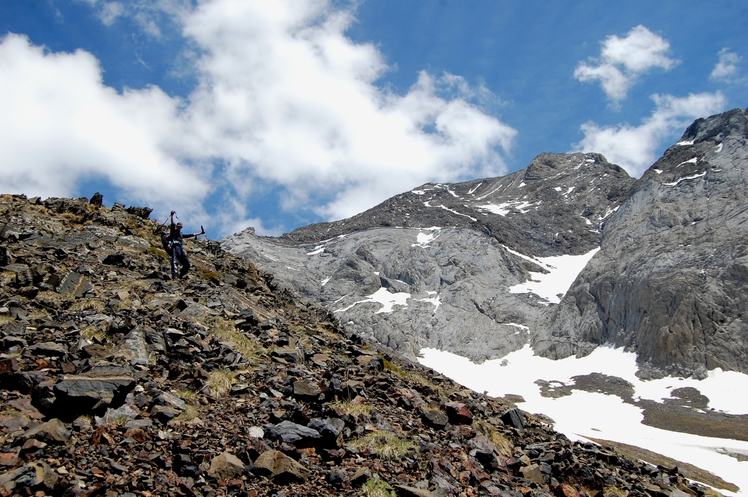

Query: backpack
[160,229,173,255]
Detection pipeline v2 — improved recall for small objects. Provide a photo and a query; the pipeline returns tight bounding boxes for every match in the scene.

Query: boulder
[41,366,136,419]
[208,452,246,480]
[254,450,310,483]
[264,420,321,448]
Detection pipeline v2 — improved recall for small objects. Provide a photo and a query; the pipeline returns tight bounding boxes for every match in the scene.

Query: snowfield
[419,345,748,496]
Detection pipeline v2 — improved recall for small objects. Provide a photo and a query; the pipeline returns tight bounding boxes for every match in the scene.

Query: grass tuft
[174,405,200,422]
[207,369,236,397]
[382,357,405,376]
[474,420,514,456]
[70,299,105,312]
[350,430,416,460]
[208,317,265,363]
[361,478,395,497]
[331,399,373,417]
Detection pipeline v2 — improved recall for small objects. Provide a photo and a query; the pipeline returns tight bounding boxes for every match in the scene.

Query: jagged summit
[224,152,635,363]
[274,152,633,258]
[534,107,748,378]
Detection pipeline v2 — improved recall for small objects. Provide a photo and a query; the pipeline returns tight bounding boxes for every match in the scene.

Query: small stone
[445,402,472,425]
[0,453,19,467]
[395,485,434,497]
[264,420,321,447]
[501,408,526,430]
[151,405,182,423]
[521,463,545,485]
[558,483,581,497]
[293,380,322,400]
[421,409,449,430]
[21,418,71,444]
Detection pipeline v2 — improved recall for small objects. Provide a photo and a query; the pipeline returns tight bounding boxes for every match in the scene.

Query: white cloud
[572,92,725,177]
[1,1,516,236]
[0,33,209,217]
[710,48,742,81]
[179,1,517,222]
[575,25,678,104]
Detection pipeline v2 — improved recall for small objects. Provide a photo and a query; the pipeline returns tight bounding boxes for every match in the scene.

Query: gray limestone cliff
[533,108,748,378]
[223,153,634,362]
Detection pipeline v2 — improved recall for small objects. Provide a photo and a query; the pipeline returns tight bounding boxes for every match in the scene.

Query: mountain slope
[534,108,748,378]
[0,194,727,496]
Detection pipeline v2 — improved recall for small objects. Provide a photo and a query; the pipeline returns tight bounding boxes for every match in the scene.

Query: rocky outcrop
[0,193,728,496]
[534,108,748,378]
[223,153,633,362]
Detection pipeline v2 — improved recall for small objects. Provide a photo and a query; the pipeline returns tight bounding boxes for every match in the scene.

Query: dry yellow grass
[350,430,416,460]
[206,369,236,397]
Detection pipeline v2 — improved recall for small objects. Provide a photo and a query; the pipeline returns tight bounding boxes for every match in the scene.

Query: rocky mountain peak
[223,151,635,366]
[523,152,608,181]
[535,108,748,378]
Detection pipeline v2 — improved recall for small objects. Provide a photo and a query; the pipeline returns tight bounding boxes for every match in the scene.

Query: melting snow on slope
[417,291,441,312]
[413,228,441,247]
[419,345,748,496]
[334,287,411,314]
[508,248,600,304]
[478,201,536,216]
[664,172,707,186]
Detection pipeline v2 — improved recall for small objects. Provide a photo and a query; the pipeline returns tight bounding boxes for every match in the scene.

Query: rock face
[0,193,730,496]
[533,108,748,378]
[224,108,748,378]
[223,152,634,361]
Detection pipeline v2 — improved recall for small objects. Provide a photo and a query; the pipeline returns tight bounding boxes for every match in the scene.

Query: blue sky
[1,1,746,238]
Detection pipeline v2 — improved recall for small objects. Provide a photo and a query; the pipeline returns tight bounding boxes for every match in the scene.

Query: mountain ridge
[224,107,748,379]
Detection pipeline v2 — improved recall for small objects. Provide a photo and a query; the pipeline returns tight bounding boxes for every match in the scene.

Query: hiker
[165,210,205,279]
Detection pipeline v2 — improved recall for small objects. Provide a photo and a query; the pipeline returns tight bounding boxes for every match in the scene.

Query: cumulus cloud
[710,48,742,82]
[3,0,516,235]
[0,33,209,219]
[179,0,516,223]
[571,92,725,177]
[575,25,678,105]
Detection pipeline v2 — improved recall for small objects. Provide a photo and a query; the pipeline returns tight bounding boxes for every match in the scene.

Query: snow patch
[437,204,477,221]
[334,287,411,314]
[306,246,325,256]
[677,140,695,146]
[417,293,441,312]
[508,248,600,304]
[320,276,331,286]
[468,183,483,195]
[478,201,536,216]
[676,157,698,168]
[664,172,707,186]
[412,227,441,247]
